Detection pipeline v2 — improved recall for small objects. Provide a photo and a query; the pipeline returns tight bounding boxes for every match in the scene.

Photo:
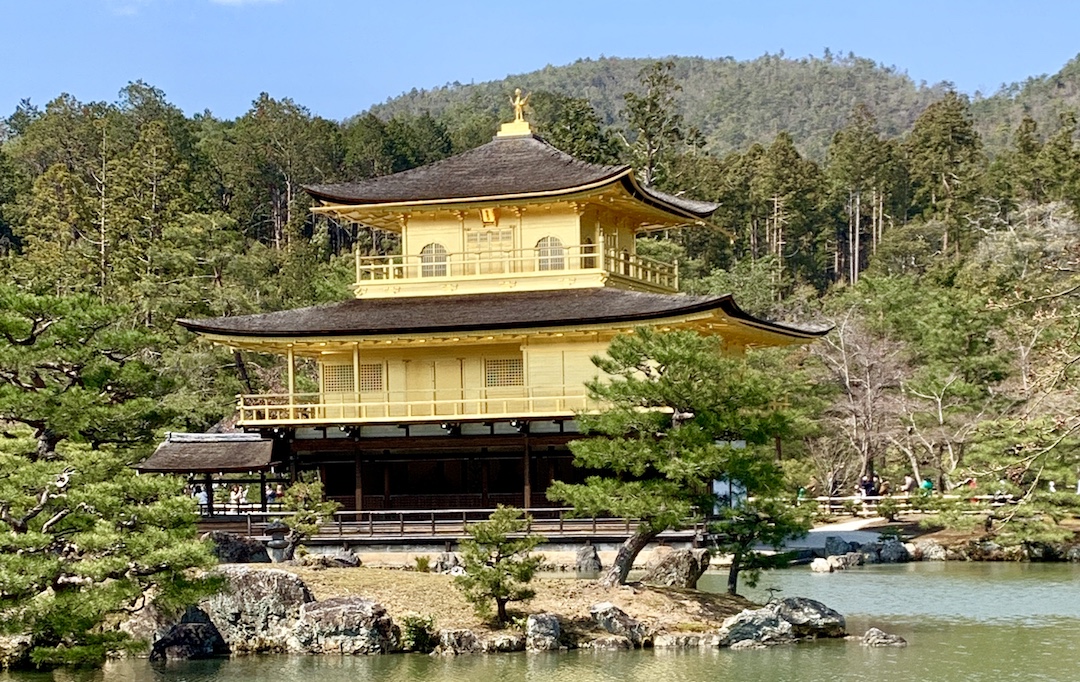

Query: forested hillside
[3,55,1080,544]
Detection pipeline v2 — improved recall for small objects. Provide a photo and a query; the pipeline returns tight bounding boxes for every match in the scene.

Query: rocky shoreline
[123,565,904,664]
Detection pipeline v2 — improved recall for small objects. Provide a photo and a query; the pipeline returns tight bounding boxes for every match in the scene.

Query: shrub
[414,555,431,573]
[876,497,900,522]
[400,614,437,653]
[454,506,545,624]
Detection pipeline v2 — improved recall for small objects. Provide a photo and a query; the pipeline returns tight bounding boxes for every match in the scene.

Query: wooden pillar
[352,344,361,416]
[383,462,391,508]
[481,459,490,508]
[287,345,296,420]
[259,471,267,512]
[203,473,214,517]
[354,457,364,511]
[523,437,531,510]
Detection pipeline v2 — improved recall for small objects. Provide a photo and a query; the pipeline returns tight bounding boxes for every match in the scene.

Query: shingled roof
[304,134,718,219]
[178,288,827,339]
[136,433,276,473]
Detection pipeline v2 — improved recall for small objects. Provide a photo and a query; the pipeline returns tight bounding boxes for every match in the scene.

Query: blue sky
[3,0,1079,122]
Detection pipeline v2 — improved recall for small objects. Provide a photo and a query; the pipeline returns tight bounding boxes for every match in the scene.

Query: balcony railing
[237,385,593,426]
[354,243,678,292]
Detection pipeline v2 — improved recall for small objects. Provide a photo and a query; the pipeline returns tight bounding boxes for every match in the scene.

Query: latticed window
[359,363,384,393]
[420,242,448,277]
[536,236,565,271]
[322,364,355,393]
[485,358,524,387]
[466,228,513,253]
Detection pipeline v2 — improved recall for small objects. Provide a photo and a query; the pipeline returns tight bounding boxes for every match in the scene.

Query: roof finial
[497,87,534,138]
[511,88,530,122]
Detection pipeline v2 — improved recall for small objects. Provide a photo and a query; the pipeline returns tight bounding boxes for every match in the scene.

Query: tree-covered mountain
[368,52,1080,160]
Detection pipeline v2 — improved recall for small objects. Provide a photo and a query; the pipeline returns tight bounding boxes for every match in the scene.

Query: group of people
[857,473,934,498]
[187,482,288,513]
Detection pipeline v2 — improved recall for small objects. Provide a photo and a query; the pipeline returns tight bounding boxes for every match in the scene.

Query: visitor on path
[920,477,934,493]
[900,475,917,495]
[878,479,892,496]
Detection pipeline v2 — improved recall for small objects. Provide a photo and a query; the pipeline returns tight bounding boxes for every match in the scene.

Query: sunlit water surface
[5,563,1079,682]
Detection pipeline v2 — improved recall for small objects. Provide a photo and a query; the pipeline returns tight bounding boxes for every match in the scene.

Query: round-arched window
[536,236,565,271]
[420,243,448,277]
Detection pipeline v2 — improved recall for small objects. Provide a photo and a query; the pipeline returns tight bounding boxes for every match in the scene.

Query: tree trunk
[726,549,743,595]
[598,526,661,587]
[496,598,509,624]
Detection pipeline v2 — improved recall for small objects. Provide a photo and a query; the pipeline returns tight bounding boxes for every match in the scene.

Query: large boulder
[434,629,482,655]
[589,602,649,647]
[911,540,948,561]
[202,531,271,564]
[1064,545,1080,563]
[575,545,603,573]
[640,548,711,589]
[812,553,863,572]
[202,567,314,653]
[525,613,562,651]
[861,540,911,564]
[484,632,525,652]
[653,633,721,648]
[432,552,462,574]
[767,597,846,638]
[587,634,633,650]
[824,536,860,557]
[149,619,228,662]
[298,552,362,569]
[861,627,908,647]
[286,596,398,655]
[718,609,794,648]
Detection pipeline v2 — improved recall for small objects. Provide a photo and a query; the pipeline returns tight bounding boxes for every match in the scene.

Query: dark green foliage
[399,614,437,653]
[0,430,218,667]
[549,328,816,585]
[277,477,341,560]
[454,506,544,624]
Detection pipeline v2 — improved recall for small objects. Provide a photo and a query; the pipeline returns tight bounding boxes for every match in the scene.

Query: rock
[810,558,833,573]
[525,613,561,651]
[298,552,362,569]
[119,602,184,648]
[861,627,907,647]
[201,531,271,564]
[878,539,912,563]
[575,545,603,573]
[589,602,649,647]
[286,596,398,655]
[202,566,314,654]
[912,540,947,561]
[433,552,461,574]
[0,634,31,670]
[718,609,794,648]
[587,634,632,650]
[150,621,228,661]
[640,548,711,589]
[813,553,863,572]
[1064,545,1080,562]
[824,536,860,557]
[484,632,525,652]
[767,597,846,638]
[653,633,720,648]
[434,628,482,655]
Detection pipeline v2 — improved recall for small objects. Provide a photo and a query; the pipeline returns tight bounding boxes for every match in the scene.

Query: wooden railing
[354,244,678,291]
[237,385,593,426]
[234,507,706,541]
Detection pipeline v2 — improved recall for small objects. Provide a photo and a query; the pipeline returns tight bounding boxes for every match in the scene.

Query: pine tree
[454,506,544,624]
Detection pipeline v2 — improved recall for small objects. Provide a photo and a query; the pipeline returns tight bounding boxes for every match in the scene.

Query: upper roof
[178,288,827,341]
[304,134,718,220]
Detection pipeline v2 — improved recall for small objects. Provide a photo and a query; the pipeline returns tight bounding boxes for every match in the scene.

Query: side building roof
[178,288,828,342]
[304,134,718,220]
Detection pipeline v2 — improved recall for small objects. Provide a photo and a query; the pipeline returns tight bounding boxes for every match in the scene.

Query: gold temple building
[141,103,826,514]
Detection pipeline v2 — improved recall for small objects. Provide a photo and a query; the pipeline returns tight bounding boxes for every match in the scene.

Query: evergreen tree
[548,328,808,586]
[454,506,544,624]
[622,60,685,187]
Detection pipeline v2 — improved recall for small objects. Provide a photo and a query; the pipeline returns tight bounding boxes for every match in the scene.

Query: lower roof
[136,434,275,474]
[178,288,828,341]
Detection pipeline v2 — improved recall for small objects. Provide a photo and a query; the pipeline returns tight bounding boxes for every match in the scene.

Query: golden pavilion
[145,104,826,513]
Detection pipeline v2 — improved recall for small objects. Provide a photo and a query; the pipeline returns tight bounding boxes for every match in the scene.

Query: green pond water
[5,562,1079,682]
